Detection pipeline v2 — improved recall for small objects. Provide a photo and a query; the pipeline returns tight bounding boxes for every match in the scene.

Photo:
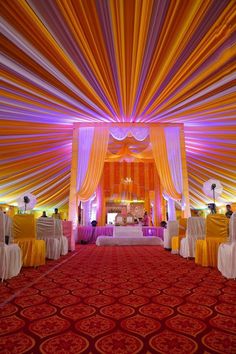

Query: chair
[62,220,75,251]
[218,212,236,278]
[180,217,206,258]
[36,218,68,259]
[36,218,61,259]
[195,214,229,267]
[163,220,179,249]
[0,212,22,280]
[115,213,124,225]
[171,218,187,254]
[13,214,46,267]
[126,213,134,225]
[54,219,68,255]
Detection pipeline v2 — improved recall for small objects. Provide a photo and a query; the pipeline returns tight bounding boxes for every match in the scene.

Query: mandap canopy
[1,0,236,214]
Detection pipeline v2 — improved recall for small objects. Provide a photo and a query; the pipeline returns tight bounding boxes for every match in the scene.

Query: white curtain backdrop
[163,194,176,221]
[165,127,186,213]
[77,127,94,189]
[110,127,149,141]
[165,127,183,194]
[230,212,236,241]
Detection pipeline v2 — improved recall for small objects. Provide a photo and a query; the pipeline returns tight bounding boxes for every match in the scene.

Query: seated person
[52,208,61,219]
[225,204,233,218]
[160,220,167,229]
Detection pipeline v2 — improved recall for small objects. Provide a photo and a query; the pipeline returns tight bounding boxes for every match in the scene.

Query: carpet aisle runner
[0,245,236,354]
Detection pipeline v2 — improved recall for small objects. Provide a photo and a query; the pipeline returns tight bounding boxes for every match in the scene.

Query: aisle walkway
[0,245,236,353]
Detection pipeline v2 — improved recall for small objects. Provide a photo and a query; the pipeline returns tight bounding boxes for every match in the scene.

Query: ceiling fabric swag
[150,126,181,201]
[110,127,149,141]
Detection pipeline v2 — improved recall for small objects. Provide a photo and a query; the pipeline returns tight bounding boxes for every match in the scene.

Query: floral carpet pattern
[0,245,236,353]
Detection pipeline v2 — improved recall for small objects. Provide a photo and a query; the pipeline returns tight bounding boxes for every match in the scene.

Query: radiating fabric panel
[150,127,181,200]
[1,0,236,211]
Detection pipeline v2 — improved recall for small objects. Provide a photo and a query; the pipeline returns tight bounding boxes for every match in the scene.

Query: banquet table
[78,226,163,244]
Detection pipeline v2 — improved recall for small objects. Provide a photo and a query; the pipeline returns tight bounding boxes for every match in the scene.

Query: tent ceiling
[1,0,236,209]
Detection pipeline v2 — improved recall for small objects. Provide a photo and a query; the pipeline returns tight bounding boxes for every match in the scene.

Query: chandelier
[121,177,133,184]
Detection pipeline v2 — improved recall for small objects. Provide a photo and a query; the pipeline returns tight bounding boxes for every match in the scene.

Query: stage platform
[96,236,163,246]
[78,226,164,244]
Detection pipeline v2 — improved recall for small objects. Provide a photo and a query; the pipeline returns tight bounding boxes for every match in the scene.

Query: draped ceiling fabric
[1,0,236,211]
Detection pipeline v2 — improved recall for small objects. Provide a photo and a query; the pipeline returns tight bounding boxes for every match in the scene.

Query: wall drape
[69,127,109,232]
[150,127,181,200]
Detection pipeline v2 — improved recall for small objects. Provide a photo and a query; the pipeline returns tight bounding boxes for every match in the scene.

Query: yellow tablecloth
[195,237,227,267]
[15,239,45,267]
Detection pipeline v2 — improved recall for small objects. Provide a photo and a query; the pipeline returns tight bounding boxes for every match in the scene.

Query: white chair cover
[229,211,236,241]
[163,220,179,249]
[0,243,22,281]
[180,217,206,258]
[36,218,68,259]
[0,211,13,243]
[218,212,236,279]
[55,219,68,255]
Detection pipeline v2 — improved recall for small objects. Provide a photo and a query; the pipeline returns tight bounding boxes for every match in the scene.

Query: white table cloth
[0,243,22,281]
[0,211,13,243]
[96,236,163,246]
[113,226,143,237]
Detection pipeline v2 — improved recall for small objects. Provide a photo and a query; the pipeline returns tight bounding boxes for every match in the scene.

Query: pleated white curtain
[150,126,190,219]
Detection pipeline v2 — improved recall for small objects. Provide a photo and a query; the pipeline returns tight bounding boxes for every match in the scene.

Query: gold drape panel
[150,127,181,200]
[103,161,156,200]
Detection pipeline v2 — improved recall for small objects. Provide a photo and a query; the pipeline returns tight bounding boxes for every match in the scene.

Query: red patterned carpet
[1,245,236,354]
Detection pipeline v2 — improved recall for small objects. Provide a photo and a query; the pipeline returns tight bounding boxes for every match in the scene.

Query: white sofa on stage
[113,226,143,237]
[218,212,236,279]
[96,226,163,246]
